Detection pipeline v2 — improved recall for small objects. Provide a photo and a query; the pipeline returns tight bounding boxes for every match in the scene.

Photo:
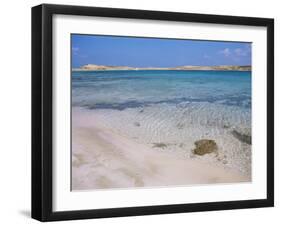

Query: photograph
[71,34,252,191]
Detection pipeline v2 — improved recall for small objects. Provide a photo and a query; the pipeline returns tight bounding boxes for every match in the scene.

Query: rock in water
[231,130,251,145]
[152,143,168,148]
[193,139,218,155]
[134,122,141,127]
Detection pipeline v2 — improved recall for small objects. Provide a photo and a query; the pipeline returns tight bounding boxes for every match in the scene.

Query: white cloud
[219,45,251,59]
[203,54,210,59]
[72,47,87,58]
[72,47,79,52]
[234,48,248,56]
[219,48,231,57]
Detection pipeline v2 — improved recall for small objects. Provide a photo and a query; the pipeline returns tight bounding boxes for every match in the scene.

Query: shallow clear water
[72,70,252,177]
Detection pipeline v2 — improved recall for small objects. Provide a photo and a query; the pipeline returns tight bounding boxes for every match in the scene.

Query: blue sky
[72,34,251,68]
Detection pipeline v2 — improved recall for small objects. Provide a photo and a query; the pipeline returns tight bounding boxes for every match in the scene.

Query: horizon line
[73,63,251,68]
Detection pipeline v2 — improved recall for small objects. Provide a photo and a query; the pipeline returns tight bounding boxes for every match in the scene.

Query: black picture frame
[32,3,274,222]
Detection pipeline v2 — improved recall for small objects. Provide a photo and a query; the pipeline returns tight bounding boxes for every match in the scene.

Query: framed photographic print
[31,4,274,221]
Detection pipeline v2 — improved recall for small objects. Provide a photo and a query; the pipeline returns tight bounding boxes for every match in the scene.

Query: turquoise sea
[72,70,251,110]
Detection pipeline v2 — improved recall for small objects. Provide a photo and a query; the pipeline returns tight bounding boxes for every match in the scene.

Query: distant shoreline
[72,64,251,72]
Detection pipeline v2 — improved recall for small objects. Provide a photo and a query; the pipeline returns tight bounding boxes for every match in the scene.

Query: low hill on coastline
[73,64,251,71]
[173,65,251,71]
[76,64,135,71]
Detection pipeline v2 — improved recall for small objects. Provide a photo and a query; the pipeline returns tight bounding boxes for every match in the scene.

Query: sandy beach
[72,107,249,190]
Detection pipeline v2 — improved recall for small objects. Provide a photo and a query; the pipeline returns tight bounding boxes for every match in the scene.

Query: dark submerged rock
[223,124,230,129]
[176,123,185,130]
[193,139,218,156]
[231,130,251,145]
[179,143,185,148]
[152,143,168,148]
[134,122,141,127]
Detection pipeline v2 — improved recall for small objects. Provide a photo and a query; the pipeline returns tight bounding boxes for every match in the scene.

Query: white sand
[72,108,248,190]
